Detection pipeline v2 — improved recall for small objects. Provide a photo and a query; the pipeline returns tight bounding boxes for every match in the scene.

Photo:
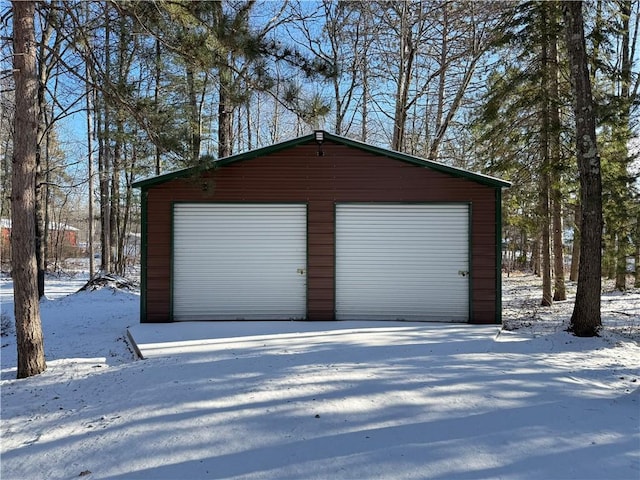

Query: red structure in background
[0,219,79,264]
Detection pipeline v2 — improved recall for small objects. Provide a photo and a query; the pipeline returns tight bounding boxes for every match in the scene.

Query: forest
[2,1,639,376]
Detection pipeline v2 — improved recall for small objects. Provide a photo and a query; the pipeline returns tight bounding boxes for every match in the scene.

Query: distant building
[0,218,80,262]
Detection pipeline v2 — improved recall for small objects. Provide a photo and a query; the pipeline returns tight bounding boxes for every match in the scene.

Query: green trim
[132,131,512,190]
[132,135,316,189]
[333,202,337,319]
[325,133,511,188]
[467,202,473,323]
[139,190,148,322]
[169,201,176,322]
[495,189,503,325]
[305,202,309,321]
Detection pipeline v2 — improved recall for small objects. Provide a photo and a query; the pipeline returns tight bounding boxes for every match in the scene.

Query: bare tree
[387,1,423,152]
[11,0,46,378]
[86,56,95,279]
[427,2,506,161]
[288,0,374,138]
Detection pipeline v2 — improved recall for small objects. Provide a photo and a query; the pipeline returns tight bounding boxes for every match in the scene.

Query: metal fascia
[467,201,473,323]
[495,188,503,325]
[132,131,511,190]
[132,134,316,189]
[321,132,512,189]
[169,201,175,322]
[139,189,148,323]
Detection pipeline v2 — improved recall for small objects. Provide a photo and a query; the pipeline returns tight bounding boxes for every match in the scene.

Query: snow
[1,273,639,480]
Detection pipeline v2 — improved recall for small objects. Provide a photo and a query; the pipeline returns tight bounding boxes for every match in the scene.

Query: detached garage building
[133,131,510,324]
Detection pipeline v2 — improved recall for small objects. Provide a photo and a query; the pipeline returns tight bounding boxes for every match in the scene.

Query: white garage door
[173,204,307,320]
[335,204,469,322]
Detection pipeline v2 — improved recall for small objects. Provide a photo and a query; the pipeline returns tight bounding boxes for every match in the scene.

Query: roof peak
[133,131,510,189]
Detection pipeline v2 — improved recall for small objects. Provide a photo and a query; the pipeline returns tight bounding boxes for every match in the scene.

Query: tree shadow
[2,321,638,480]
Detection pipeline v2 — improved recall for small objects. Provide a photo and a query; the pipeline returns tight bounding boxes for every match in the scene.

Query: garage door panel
[336,204,469,322]
[173,204,307,321]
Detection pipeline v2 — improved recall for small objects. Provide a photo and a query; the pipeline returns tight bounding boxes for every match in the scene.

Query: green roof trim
[132,131,511,189]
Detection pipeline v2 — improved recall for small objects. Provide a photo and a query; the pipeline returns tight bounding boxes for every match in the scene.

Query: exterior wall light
[314,130,325,156]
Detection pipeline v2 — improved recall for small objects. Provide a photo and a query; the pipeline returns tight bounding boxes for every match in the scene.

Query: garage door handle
[458,270,469,277]
[297,268,306,275]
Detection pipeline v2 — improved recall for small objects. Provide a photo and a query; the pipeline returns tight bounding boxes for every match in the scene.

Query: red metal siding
[143,141,499,323]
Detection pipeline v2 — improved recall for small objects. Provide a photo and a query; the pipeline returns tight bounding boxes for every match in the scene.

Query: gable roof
[132,131,511,189]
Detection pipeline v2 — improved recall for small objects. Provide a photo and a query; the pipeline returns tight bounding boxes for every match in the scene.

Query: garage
[172,203,307,320]
[133,130,509,324]
[335,204,469,321]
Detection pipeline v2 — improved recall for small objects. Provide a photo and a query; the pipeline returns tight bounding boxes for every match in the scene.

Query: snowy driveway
[121,321,640,480]
[1,277,639,480]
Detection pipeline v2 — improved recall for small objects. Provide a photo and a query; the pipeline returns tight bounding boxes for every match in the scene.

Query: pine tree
[472,2,570,305]
[11,0,46,378]
[563,0,603,337]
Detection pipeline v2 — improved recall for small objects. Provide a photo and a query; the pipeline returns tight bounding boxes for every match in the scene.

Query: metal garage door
[335,204,469,322]
[173,204,307,320]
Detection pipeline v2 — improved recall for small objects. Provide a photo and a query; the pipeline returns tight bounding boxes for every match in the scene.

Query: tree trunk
[97,93,111,273]
[635,213,640,288]
[218,61,234,159]
[111,15,130,275]
[43,111,52,271]
[551,179,565,300]
[11,0,46,378]
[540,4,552,307]
[154,37,162,176]
[531,239,540,275]
[186,64,201,163]
[99,8,112,273]
[563,1,603,337]
[391,2,413,152]
[0,134,11,222]
[34,15,53,298]
[119,141,137,272]
[361,48,369,143]
[34,1,61,294]
[86,64,95,279]
[540,182,552,305]
[614,0,633,292]
[570,203,580,281]
[604,231,616,279]
[615,235,628,291]
[549,11,566,301]
[111,114,122,274]
[270,66,280,144]
[245,101,252,151]
[34,137,45,297]
[520,230,528,268]
[433,2,448,153]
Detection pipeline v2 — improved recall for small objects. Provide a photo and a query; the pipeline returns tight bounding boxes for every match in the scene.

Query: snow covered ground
[1,272,639,480]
